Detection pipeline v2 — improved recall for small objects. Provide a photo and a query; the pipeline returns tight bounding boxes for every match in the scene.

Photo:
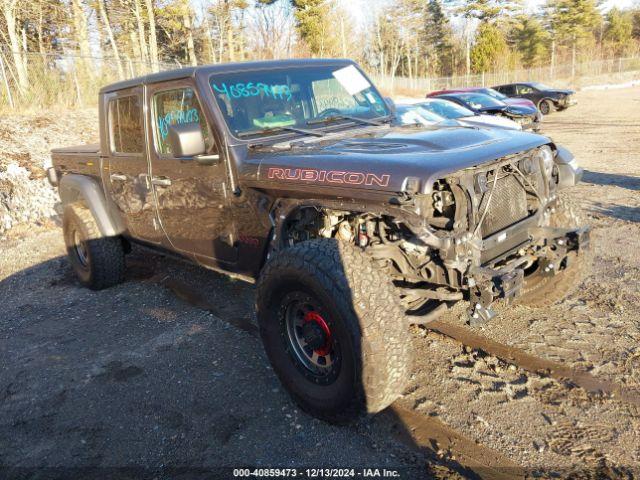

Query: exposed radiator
[478,174,529,238]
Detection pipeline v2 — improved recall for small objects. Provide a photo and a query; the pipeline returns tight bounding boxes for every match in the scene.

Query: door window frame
[107,89,145,158]
[148,81,217,160]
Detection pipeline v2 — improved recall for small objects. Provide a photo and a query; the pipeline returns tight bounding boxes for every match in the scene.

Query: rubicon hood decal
[268,167,390,187]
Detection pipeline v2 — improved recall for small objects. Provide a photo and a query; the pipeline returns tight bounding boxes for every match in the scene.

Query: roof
[100,58,356,94]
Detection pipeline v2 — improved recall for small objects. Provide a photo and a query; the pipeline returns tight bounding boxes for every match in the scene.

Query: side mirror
[384,97,397,114]
[167,123,219,165]
[168,123,207,157]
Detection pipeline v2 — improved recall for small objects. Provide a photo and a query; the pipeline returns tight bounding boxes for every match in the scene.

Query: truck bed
[51,143,101,178]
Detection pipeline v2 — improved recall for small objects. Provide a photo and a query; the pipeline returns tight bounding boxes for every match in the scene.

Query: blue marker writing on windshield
[212,82,292,101]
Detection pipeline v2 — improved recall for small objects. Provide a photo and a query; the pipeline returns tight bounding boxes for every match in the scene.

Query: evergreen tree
[604,7,633,55]
[455,0,522,23]
[632,9,640,40]
[547,0,601,75]
[423,0,454,75]
[470,22,508,73]
[509,15,550,67]
[290,0,335,57]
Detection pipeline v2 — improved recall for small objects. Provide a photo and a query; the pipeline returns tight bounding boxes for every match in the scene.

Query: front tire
[517,194,592,307]
[63,204,126,290]
[256,239,410,423]
[538,99,553,115]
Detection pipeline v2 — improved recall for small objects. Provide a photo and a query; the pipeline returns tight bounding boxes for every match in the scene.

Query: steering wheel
[317,108,342,118]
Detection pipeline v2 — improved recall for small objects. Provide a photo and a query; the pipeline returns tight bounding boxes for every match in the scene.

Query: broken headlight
[535,145,554,178]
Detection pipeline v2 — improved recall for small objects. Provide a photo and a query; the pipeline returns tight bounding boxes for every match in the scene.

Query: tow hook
[470,301,496,326]
[468,269,524,326]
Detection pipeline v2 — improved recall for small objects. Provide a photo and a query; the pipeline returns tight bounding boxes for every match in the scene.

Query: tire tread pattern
[517,193,593,307]
[256,239,410,421]
[64,204,125,290]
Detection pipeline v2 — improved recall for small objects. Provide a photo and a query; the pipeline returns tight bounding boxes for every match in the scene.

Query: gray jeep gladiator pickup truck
[49,59,589,422]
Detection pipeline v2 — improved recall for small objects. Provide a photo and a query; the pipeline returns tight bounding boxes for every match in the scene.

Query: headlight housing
[536,145,554,178]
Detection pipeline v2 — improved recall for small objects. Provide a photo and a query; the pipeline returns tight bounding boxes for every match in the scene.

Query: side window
[502,85,515,95]
[153,87,212,155]
[518,85,534,95]
[109,95,144,154]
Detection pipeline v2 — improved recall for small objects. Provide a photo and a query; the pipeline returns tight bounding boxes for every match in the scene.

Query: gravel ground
[0,230,444,478]
[1,87,639,478]
[403,86,640,476]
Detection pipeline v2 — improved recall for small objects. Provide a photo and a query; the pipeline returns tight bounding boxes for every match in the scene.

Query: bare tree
[145,0,159,70]
[0,0,28,90]
[97,0,125,78]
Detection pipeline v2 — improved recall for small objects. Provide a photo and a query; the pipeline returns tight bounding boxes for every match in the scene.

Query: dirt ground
[0,87,639,478]
[402,86,640,476]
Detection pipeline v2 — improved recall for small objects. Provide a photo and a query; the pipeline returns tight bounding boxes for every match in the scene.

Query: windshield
[418,99,474,119]
[480,88,507,100]
[209,65,390,138]
[530,82,552,91]
[396,105,444,126]
[449,93,505,110]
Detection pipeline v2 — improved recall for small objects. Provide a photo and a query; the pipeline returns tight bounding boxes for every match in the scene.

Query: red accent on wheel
[303,311,332,356]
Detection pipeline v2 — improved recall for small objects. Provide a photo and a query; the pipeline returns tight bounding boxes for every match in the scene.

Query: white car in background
[394,103,452,127]
[399,98,523,131]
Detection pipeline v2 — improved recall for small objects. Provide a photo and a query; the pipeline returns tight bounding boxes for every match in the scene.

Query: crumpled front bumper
[467,223,590,324]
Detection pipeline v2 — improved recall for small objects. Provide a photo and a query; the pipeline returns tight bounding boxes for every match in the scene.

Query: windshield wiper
[238,125,325,138]
[306,114,386,127]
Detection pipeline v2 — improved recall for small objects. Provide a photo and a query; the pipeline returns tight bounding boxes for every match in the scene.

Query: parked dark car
[431,92,541,131]
[427,87,537,110]
[493,82,576,115]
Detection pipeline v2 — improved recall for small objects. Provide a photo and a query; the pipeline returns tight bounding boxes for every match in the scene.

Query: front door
[103,87,160,243]
[146,81,237,268]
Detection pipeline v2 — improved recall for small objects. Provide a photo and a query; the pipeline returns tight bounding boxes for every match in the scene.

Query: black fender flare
[58,174,125,237]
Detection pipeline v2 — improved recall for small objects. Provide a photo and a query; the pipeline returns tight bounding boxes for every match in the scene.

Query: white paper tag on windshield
[332,65,371,96]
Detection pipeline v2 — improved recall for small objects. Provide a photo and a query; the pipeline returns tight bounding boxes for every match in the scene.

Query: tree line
[1,0,639,93]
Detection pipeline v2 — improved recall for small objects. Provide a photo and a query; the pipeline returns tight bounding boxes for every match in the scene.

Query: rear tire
[63,204,125,290]
[256,239,410,423]
[516,194,592,307]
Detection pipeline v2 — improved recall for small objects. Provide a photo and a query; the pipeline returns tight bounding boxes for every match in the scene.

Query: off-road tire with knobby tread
[63,204,126,290]
[256,239,410,423]
[516,193,592,307]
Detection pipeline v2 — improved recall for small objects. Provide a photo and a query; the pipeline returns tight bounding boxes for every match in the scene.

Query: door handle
[110,173,127,182]
[151,176,172,187]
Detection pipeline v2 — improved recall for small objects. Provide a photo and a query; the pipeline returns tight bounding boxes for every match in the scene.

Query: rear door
[103,88,161,243]
[146,80,238,268]
[498,85,516,96]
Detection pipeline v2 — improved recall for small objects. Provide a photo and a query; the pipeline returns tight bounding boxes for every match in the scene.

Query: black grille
[478,174,528,238]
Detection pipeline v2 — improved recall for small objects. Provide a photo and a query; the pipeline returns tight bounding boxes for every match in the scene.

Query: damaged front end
[378,145,589,325]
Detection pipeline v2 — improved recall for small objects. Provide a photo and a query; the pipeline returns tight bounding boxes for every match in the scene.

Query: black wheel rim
[281,292,341,384]
[73,229,89,267]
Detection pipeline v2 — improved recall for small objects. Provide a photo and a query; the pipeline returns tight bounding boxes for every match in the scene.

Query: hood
[504,104,538,117]
[477,105,508,114]
[544,89,575,96]
[242,125,549,195]
[460,115,521,131]
[503,97,536,109]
